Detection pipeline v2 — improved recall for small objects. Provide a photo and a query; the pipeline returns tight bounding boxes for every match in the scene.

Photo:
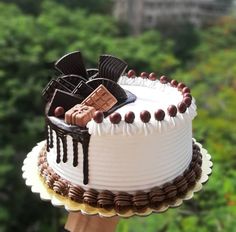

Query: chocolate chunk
[72,81,94,98]
[140,110,151,123]
[167,105,177,117]
[98,55,127,83]
[109,112,121,124]
[57,77,76,91]
[55,51,88,78]
[42,79,71,101]
[87,78,127,101]
[82,84,118,112]
[48,89,83,116]
[65,104,96,127]
[93,111,104,123]
[154,109,165,121]
[125,111,135,123]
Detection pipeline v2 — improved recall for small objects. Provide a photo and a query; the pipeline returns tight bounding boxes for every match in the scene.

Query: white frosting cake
[46,76,197,193]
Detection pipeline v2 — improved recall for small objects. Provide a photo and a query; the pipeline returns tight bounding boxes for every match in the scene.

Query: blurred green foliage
[0,1,235,232]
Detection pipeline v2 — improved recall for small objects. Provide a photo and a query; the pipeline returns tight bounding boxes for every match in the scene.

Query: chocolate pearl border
[38,141,202,213]
[124,70,193,125]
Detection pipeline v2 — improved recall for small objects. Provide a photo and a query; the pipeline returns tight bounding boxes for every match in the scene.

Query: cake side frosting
[39,141,202,213]
[47,121,193,192]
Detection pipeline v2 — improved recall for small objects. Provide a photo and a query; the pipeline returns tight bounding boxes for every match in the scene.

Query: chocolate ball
[183,97,192,107]
[167,105,177,117]
[154,109,165,121]
[177,102,187,113]
[125,111,135,123]
[183,93,192,99]
[149,72,157,81]
[170,79,178,87]
[109,112,121,124]
[140,72,149,78]
[177,82,186,91]
[127,69,136,78]
[54,106,65,117]
[93,111,104,123]
[182,86,191,94]
[140,110,151,123]
[160,75,169,84]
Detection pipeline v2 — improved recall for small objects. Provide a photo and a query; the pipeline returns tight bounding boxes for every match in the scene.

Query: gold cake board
[22,140,212,218]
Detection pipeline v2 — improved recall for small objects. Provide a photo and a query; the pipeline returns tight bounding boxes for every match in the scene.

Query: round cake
[39,51,202,212]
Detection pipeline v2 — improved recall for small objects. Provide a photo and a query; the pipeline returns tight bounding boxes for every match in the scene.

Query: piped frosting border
[38,141,202,213]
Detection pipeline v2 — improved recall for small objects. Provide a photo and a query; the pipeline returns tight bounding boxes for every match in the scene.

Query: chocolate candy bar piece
[42,80,71,101]
[72,81,94,98]
[48,89,83,116]
[65,104,96,127]
[55,51,88,78]
[81,84,118,112]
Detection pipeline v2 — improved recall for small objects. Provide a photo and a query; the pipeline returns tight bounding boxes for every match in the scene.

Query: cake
[38,51,202,213]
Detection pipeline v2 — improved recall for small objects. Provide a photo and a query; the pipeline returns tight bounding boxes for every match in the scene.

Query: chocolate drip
[46,125,50,152]
[56,134,61,163]
[82,133,91,185]
[62,136,68,163]
[72,138,78,167]
[46,115,91,185]
[49,126,53,148]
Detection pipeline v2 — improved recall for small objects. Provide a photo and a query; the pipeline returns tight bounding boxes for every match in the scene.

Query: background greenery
[0,1,235,231]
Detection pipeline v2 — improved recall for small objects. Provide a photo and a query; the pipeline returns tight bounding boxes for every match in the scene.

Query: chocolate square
[48,89,83,116]
[81,84,117,112]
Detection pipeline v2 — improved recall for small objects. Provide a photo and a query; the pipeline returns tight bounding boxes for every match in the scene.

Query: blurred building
[113,0,232,34]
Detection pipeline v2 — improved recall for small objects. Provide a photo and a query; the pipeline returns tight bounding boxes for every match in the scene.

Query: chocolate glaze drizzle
[38,141,203,213]
[46,115,91,185]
